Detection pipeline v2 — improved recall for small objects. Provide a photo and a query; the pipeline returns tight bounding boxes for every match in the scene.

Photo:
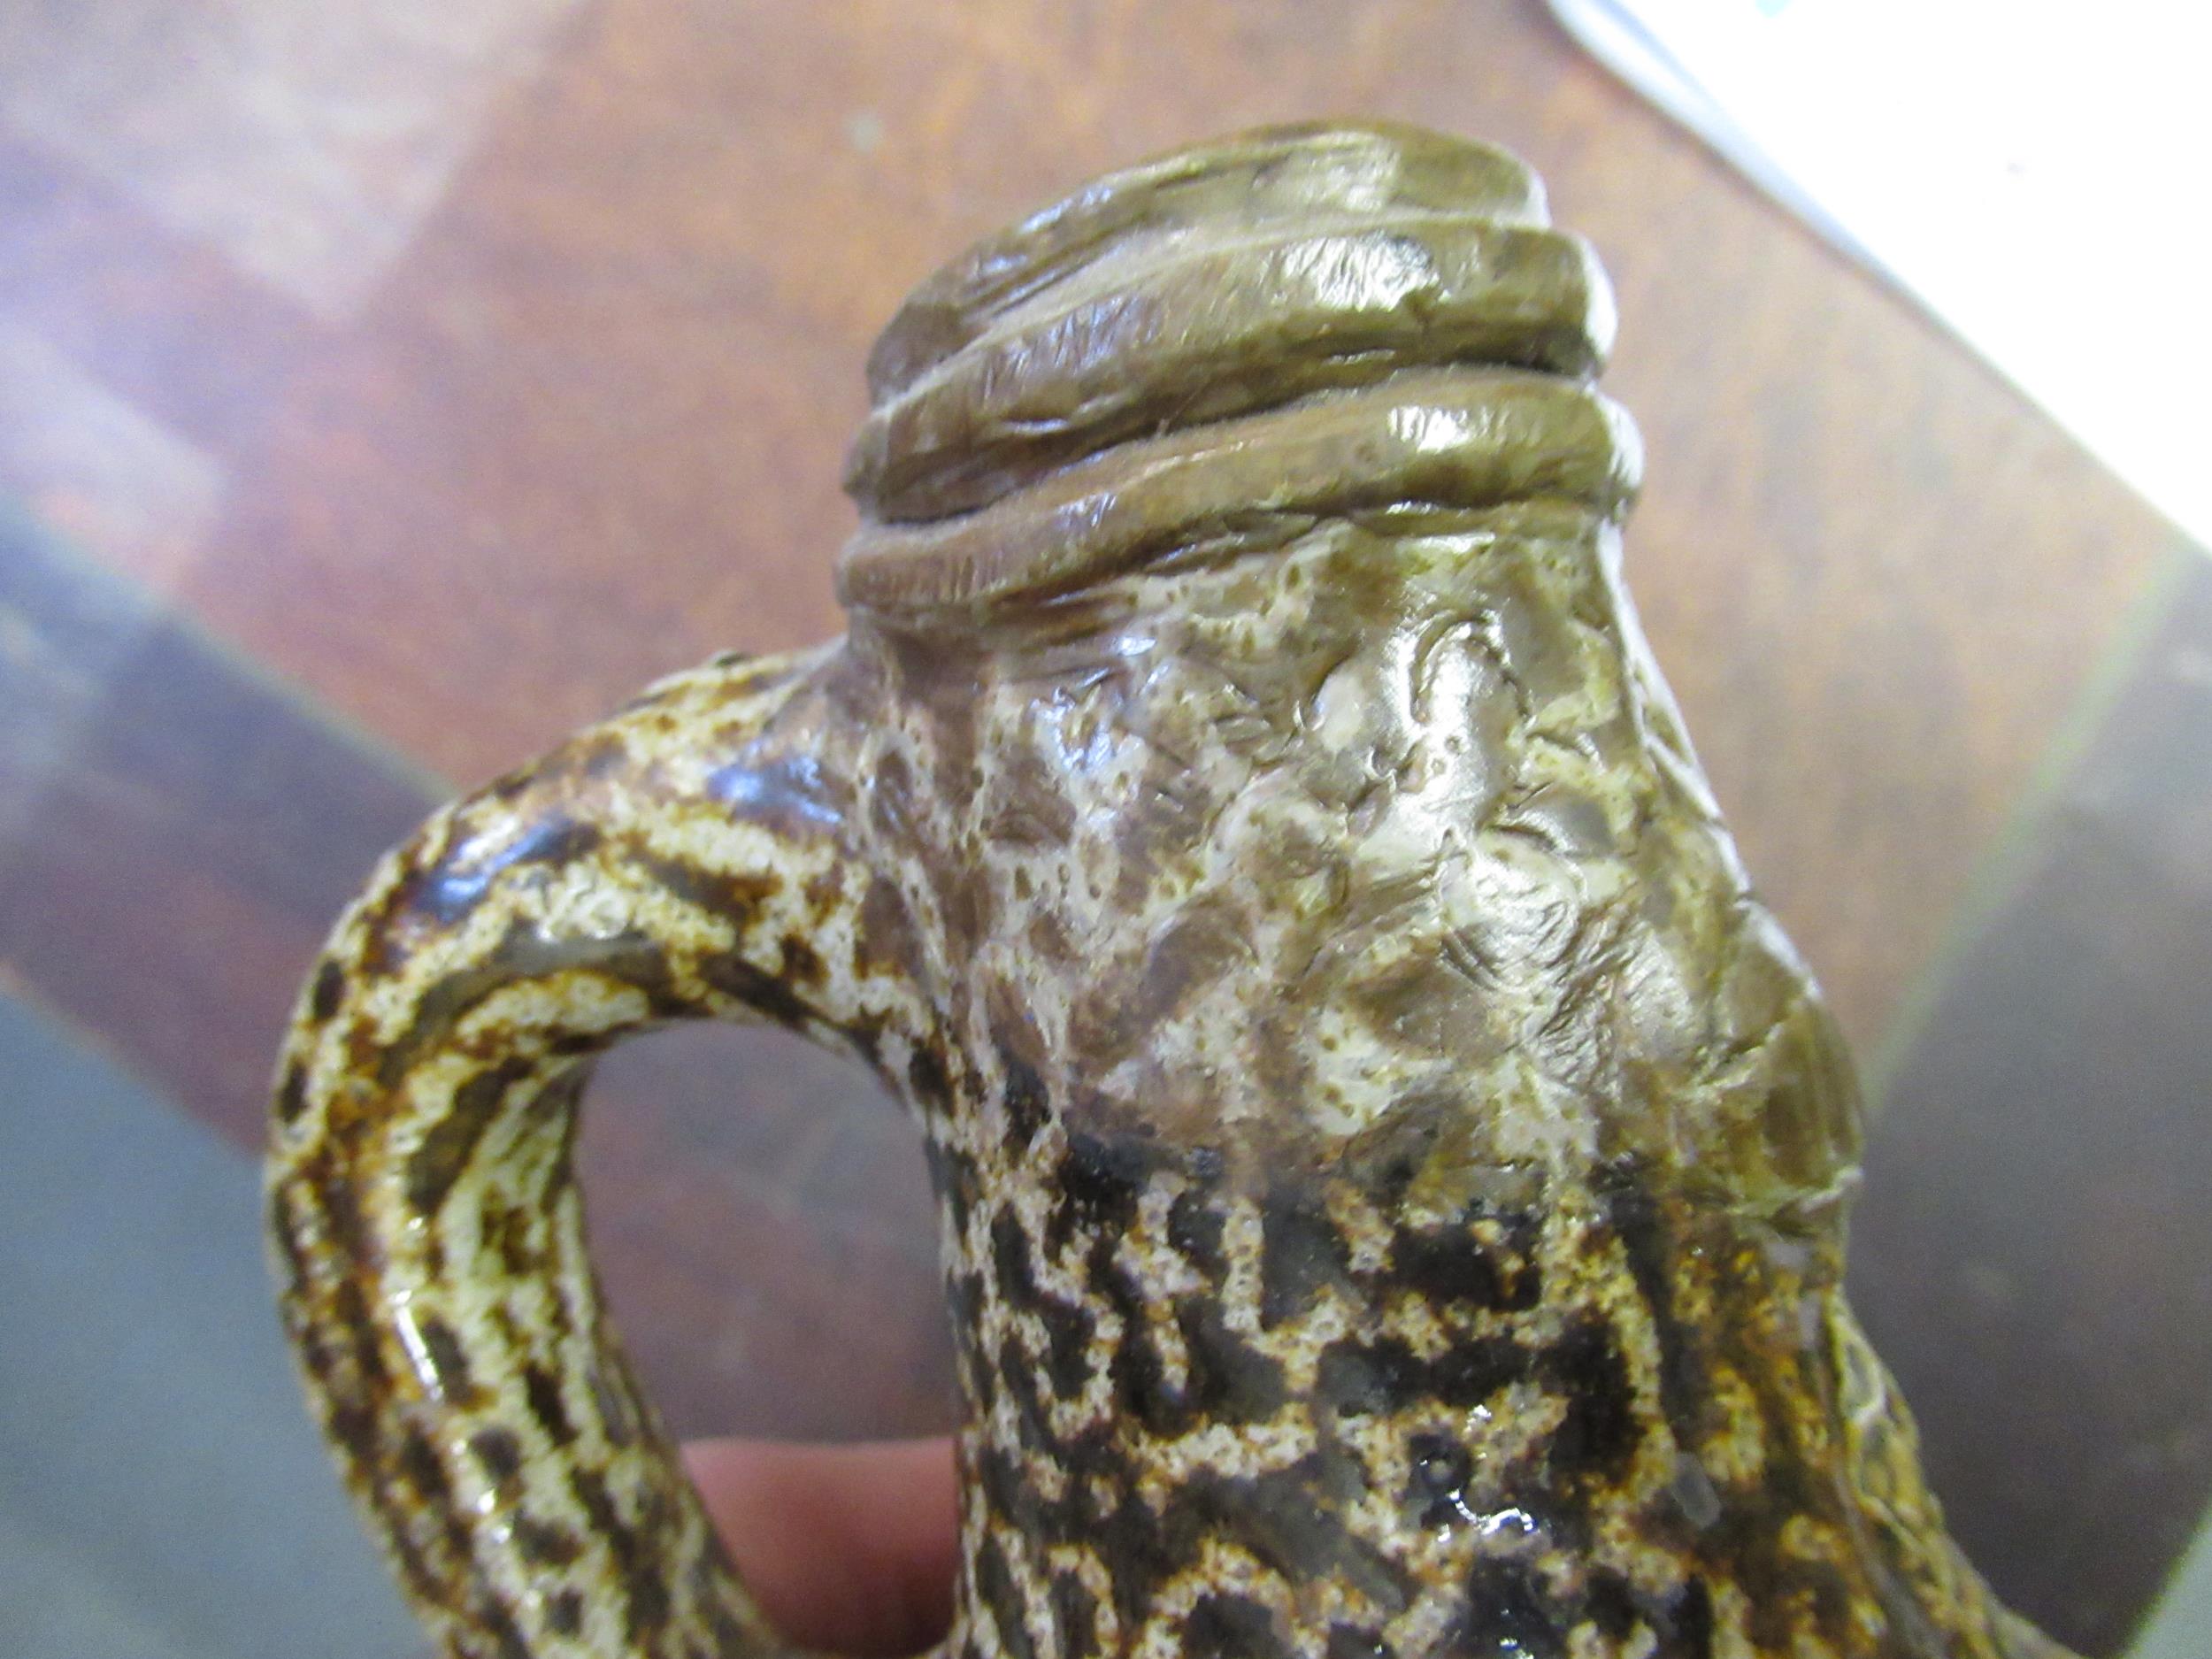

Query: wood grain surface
[5,0,2175,1047]
[0,2,2197,1651]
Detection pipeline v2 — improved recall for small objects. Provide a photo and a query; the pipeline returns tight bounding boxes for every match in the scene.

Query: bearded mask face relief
[269,124,2077,1659]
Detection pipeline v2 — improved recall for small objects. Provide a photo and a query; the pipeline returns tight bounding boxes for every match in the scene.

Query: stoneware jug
[269,123,2077,1659]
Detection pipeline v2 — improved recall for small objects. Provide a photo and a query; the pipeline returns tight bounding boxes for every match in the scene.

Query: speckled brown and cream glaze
[269,123,2078,1659]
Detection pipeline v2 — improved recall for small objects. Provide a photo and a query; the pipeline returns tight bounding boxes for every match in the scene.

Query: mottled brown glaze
[268,123,2077,1659]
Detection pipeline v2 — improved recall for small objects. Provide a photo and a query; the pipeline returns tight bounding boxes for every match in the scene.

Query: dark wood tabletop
[2,3,2204,1653]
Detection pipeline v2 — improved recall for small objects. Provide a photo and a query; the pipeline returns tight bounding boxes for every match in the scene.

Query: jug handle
[267,643,921,1659]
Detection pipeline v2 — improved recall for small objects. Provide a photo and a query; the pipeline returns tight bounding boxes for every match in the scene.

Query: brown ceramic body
[268,124,2076,1659]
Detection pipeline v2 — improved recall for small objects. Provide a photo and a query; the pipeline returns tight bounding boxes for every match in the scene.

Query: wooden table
[3,3,2203,1652]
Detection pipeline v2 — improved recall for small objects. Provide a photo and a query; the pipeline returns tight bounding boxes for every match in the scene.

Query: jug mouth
[836,120,1633,618]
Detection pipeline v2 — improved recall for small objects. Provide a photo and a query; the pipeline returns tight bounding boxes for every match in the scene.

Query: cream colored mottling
[271,121,2074,1659]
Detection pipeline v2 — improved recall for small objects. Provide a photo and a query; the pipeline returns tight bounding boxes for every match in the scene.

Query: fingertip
[685,1437,959,1656]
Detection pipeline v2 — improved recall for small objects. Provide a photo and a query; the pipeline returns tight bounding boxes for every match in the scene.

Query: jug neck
[847,502,1861,1217]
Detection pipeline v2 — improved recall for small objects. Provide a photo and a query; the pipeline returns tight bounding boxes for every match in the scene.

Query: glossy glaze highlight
[269,121,2077,1659]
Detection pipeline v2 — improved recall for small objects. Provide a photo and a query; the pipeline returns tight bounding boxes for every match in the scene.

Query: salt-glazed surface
[269,123,2076,1659]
